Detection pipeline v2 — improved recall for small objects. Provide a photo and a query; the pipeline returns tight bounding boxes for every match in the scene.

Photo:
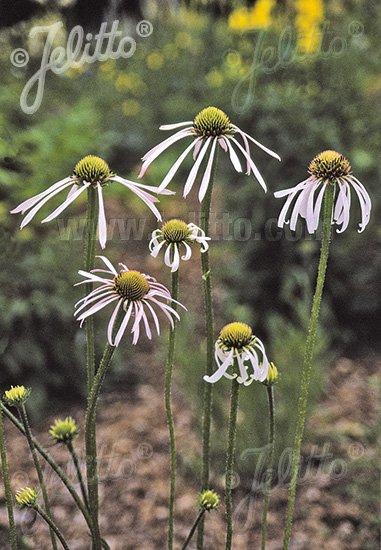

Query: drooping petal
[157,138,201,192]
[11,177,74,214]
[233,126,281,161]
[230,137,267,191]
[19,180,75,229]
[114,301,134,347]
[159,121,193,130]
[183,138,211,198]
[41,182,91,224]
[198,138,217,202]
[97,183,107,249]
[204,348,234,384]
[139,129,193,177]
[107,300,123,345]
[222,137,243,173]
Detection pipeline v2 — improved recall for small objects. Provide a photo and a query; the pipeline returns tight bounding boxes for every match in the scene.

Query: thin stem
[19,404,58,550]
[85,185,98,393]
[85,310,123,550]
[261,385,275,550]
[197,148,218,550]
[0,405,18,549]
[1,405,93,534]
[283,184,334,549]
[67,440,89,510]
[182,509,206,550]
[165,269,180,550]
[84,185,100,548]
[225,379,240,550]
[35,504,70,550]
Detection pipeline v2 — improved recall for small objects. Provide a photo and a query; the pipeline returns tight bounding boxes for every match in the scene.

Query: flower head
[3,385,31,407]
[11,154,173,249]
[149,219,210,272]
[274,150,371,234]
[49,417,79,444]
[139,106,280,202]
[74,255,186,346]
[262,362,279,386]
[204,322,269,385]
[199,489,220,511]
[15,487,38,508]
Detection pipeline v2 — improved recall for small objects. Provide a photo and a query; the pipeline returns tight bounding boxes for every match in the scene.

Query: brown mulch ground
[0,355,380,549]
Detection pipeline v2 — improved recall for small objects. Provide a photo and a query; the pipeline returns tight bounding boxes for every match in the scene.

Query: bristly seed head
[308,150,352,180]
[114,271,150,302]
[49,417,79,444]
[73,155,113,185]
[162,219,191,243]
[15,487,38,508]
[219,322,253,349]
[3,385,31,407]
[199,489,220,511]
[193,106,235,138]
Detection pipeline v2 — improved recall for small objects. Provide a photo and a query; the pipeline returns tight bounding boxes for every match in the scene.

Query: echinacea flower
[49,417,79,444]
[204,322,269,385]
[274,150,372,234]
[15,487,39,508]
[11,155,173,248]
[139,106,280,201]
[149,219,210,272]
[3,385,31,407]
[74,255,185,346]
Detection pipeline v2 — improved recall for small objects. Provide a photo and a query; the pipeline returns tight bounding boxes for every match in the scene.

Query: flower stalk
[1,405,94,535]
[283,183,334,548]
[225,378,240,550]
[85,309,123,550]
[197,150,217,549]
[182,509,206,550]
[0,405,18,549]
[165,269,180,550]
[19,404,58,550]
[34,503,70,550]
[261,385,275,550]
[67,440,89,510]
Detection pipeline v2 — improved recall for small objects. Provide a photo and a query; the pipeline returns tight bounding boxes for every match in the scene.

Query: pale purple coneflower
[139,106,281,201]
[74,255,185,346]
[274,150,372,234]
[204,322,269,385]
[149,219,210,272]
[11,155,173,248]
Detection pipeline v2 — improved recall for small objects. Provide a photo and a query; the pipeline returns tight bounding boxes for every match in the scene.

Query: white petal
[139,129,193,177]
[19,180,75,229]
[183,138,211,198]
[157,138,200,192]
[159,121,193,130]
[41,182,91,224]
[114,302,134,347]
[11,177,74,214]
[223,137,243,173]
[230,137,267,191]
[97,184,107,249]
[96,255,118,275]
[198,138,217,202]
[108,300,123,345]
[233,127,281,161]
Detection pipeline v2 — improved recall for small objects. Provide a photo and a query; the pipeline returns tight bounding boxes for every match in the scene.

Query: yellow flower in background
[122,99,141,117]
[205,69,223,88]
[295,0,325,54]
[229,0,276,32]
[175,31,192,49]
[146,51,164,71]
